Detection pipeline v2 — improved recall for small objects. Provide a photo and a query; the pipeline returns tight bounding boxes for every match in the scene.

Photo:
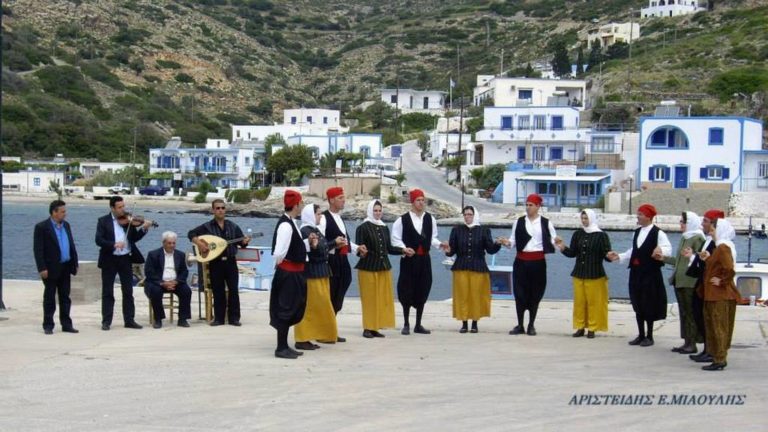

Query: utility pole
[626,8,634,101]
[500,48,504,77]
[456,46,463,186]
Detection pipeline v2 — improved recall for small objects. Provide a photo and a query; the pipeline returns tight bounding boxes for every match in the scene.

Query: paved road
[400,140,508,215]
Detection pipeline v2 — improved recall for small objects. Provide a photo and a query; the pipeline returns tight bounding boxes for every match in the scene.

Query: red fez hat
[409,189,425,203]
[637,204,657,219]
[284,190,302,208]
[703,209,725,220]
[526,193,543,206]
[326,186,344,200]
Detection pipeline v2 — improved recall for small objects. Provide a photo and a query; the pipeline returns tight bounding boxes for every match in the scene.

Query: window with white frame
[707,166,723,180]
[648,126,689,149]
[533,115,546,130]
[518,116,530,130]
[591,136,615,153]
[758,161,768,178]
[650,165,669,182]
[34,177,41,186]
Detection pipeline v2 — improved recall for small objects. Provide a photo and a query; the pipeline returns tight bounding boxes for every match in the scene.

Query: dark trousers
[42,266,73,330]
[146,283,192,321]
[209,258,240,323]
[692,289,706,343]
[101,255,135,325]
[328,253,352,313]
[512,258,547,326]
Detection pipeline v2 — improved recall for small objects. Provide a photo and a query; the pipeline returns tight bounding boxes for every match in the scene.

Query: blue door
[674,166,688,189]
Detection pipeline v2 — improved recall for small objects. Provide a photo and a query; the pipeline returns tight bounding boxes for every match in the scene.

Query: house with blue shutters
[638,113,766,192]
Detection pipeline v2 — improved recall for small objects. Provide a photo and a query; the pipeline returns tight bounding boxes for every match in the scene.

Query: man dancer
[144,231,192,329]
[318,186,367,342]
[188,199,250,326]
[34,200,79,335]
[270,190,317,359]
[95,196,152,331]
[686,209,724,363]
[608,203,671,347]
[392,189,448,335]
[501,193,558,336]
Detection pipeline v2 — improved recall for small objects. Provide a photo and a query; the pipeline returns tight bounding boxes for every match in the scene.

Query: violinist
[95,196,153,331]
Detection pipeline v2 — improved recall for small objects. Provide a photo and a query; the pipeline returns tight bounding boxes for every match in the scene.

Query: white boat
[734,260,768,305]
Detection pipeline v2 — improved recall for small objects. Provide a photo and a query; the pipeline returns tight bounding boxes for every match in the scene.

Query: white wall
[473,77,586,108]
[283,109,341,129]
[3,171,65,193]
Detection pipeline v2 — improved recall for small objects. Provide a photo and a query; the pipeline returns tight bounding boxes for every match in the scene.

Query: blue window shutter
[648,167,654,180]
[723,168,730,179]
[664,167,670,181]
[700,167,707,179]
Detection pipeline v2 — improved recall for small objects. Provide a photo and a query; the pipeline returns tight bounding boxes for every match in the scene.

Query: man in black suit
[33,200,79,335]
[95,196,152,330]
[144,231,192,329]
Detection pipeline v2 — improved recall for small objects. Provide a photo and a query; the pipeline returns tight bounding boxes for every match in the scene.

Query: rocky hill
[2,0,766,161]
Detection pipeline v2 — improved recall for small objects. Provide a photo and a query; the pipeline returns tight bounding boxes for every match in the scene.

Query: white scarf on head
[300,204,317,229]
[682,211,705,240]
[714,219,737,263]
[364,199,385,226]
[581,209,601,233]
[464,206,480,228]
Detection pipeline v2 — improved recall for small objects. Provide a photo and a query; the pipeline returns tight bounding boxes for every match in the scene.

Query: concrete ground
[0,280,766,431]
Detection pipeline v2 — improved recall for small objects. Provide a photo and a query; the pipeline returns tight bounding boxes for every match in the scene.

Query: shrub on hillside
[708,67,768,101]
[34,65,101,108]
[80,61,125,90]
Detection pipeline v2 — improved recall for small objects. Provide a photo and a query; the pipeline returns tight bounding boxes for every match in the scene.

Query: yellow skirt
[295,277,338,342]
[358,270,396,330]
[452,270,491,321]
[572,277,609,332]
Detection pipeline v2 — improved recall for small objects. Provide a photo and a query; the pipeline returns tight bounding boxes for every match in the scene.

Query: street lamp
[627,174,634,215]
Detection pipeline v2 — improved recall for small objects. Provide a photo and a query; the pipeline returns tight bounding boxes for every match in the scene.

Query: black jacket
[447,225,501,272]
[143,248,189,293]
[33,218,79,278]
[95,213,147,268]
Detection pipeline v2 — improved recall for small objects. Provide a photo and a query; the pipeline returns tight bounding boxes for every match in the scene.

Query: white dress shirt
[506,216,558,252]
[273,214,311,264]
[111,214,130,256]
[391,211,442,249]
[318,211,359,255]
[162,250,177,281]
[618,224,672,264]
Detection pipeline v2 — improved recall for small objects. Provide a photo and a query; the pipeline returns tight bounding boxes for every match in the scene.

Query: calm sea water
[4,201,767,301]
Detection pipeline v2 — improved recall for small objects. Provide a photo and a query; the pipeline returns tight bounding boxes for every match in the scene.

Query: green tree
[266,144,315,184]
[576,46,585,76]
[550,41,571,78]
[605,41,629,60]
[364,101,395,129]
[264,133,285,164]
[708,67,768,101]
[587,40,603,72]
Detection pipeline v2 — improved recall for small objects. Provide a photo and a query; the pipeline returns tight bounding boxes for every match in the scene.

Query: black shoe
[336,336,346,343]
[689,351,708,361]
[587,331,595,339]
[363,330,375,338]
[372,330,385,338]
[101,324,110,331]
[124,321,143,329]
[209,321,224,327]
[62,327,79,334]
[702,362,727,371]
[470,322,478,333]
[639,338,654,347]
[44,329,53,335]
[401,325,410,335]
[572,329,585,338]
[414,325,431,334]
[152,321,162,329]
[459,326,468,334]
[287,347,304,356]
[526,325,536,336]
[694,354,714,363]
[628,336,644,345]
[229,321,242,327]
[275,348,299,359]
[678,345,697,354]
[509,325,524,335]
[295,341,318,350]
[178,320,190,328]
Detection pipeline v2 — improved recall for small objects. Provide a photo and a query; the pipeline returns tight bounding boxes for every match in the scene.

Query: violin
[117,212,159,228]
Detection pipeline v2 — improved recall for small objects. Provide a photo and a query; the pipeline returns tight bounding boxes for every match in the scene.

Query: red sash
[516,251,545,261]
[278,260,305,273]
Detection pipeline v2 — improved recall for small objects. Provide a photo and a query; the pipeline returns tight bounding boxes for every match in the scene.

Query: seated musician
[144,231,192,328]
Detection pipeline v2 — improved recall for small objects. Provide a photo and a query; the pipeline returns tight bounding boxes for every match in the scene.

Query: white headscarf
[682,211,705,240]
[364,200,385,226]
[714,218,737,263]
[581,209,601,233]
[464,205,480,228]
[300,204,317,229]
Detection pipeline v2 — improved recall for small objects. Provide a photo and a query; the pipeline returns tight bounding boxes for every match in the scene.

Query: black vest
[322,210,348,244]
[401,212,433,251]
[628,225,664,269]
[271,215,307,263]
[514,216,554,254]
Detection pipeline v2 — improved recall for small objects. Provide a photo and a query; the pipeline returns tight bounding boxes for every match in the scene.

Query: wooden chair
[149,291,177,324]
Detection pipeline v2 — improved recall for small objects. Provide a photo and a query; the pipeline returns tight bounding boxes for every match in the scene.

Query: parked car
[139,185,170,196]
[108,184,131,194]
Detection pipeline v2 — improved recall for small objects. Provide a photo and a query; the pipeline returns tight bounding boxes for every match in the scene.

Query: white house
[280,134,383,160]
[78,162,144,179]
[282,108,342,130]
[149,137,266,189]
[380,89,446,114]
[231,108,348,143]
[473,76,587,109]
[2,170,65,193]
[638,113,765,192]
[579,22,640,49]
[641,0,706,18]
[429,132,472,163]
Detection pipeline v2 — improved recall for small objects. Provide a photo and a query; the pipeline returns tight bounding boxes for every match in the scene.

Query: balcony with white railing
[476,127,590,143]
